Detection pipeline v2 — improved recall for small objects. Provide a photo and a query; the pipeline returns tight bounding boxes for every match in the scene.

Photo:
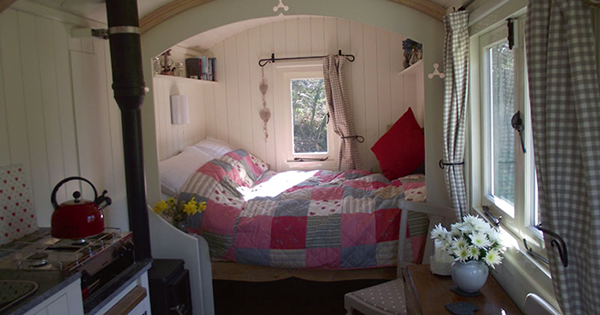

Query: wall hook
[428,63,445,79]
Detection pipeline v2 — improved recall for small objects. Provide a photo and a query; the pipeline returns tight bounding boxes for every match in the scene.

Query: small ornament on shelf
[159,49,175,75]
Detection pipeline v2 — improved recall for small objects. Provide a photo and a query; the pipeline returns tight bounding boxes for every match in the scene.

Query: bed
[150,137,438,315]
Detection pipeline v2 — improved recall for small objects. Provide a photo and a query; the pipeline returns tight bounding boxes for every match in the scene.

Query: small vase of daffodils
[431,215,504,293]
[153,196,207,231]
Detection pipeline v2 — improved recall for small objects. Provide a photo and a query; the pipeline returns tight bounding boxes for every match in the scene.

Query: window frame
[476,16,546,257]
[274,62,339,171]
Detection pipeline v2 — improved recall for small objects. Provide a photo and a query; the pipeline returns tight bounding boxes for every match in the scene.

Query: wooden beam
[0,0,18,14]
[140,0,446,34]
[387,0,446,21]
[140,0,216,34]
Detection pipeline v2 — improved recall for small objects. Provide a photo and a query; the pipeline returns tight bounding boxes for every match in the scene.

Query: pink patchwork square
[375,209,401,242]
[242,155,264,177]
[311,187,343,201]
[226,168,245,186]
[224,151,243,161]
[341,213,376,247]
[198,162,227,181]
[200,201,240,236]
[270,217,306,249]
[306,248,341,269]
[319,173,344,183]
[236,216,273,248]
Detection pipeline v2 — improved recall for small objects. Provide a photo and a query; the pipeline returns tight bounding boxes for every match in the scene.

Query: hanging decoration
[259,67,271,142]
[428,63,445,79]
[273,0,289,16]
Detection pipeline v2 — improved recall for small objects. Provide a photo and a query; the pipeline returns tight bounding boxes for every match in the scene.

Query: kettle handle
[51,176,98,209]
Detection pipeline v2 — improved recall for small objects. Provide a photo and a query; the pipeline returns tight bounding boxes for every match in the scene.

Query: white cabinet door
[25,279,83,315]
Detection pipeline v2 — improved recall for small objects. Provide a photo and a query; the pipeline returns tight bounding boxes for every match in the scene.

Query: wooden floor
[213,278,388,315]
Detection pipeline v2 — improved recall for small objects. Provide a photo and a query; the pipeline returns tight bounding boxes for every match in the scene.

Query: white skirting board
[148,208,215,315]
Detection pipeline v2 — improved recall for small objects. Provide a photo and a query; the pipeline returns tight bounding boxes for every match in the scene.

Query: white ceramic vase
[451,260,489,293]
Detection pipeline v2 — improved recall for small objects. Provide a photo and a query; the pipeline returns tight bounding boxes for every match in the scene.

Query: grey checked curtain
[323,55,362,171]
[442,11,469,219]
[526,1,600,314]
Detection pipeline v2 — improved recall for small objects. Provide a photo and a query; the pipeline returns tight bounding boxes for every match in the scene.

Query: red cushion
[371,108,425,180]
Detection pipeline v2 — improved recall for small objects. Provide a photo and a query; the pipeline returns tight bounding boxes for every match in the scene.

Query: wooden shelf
[398,59,423,76]
[153,74,217,84]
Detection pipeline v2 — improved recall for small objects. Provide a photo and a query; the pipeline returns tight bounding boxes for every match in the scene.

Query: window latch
[535,223,569,267]
[511,111,526,153]
[483,205,502,227]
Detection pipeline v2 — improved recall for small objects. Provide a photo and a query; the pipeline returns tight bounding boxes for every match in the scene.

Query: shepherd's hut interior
[0,0,598,314]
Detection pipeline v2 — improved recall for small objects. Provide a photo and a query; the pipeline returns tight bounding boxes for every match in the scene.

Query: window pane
[490,43,515,206]
[291,78,328,154]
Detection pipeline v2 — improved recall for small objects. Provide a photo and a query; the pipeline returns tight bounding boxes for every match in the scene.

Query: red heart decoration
[330,209,335,212]
[0,190,3,193]
[2,206,6,210]
[3,180,6,183]
[19,193,22,197]
[18,168,21,172]
[14,177,18,181]
[12,212,15,216]
[19,219,22,222]
[0,217,3,220]
[16,229,19,233]
[22,184,25,187]
[4,234,7,237]
[26,199,29,203]
[23,209,26,212]
[216,197,220,201]
[321,207,325,209]
[15,203,18,206]
[30,215,34,218]
[8,223,11,226]
[309,212,315,215]
[7,197,10,200]
[6,171,9,174]
[11,187,14,190]
[27,225,30,228]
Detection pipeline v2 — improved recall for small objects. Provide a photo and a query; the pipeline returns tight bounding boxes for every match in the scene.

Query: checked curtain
[323,55,362,171]
[442,11,469,220]
[526,0,600,314]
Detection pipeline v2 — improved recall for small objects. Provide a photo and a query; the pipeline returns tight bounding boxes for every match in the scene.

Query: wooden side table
[405,264,522,315]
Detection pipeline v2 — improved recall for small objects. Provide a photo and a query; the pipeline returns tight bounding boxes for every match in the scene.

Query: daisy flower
[484,248,503,268]
[452,237,468,250]
[471,232,491,249]
[454,246,470,262]
[431,223,449,241]
[468,246,480,260]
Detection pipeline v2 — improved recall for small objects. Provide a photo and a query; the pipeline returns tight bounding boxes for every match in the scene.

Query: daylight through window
[291,78,328,154]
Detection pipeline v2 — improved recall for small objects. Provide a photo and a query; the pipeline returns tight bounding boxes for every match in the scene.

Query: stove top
[0,228,132,272]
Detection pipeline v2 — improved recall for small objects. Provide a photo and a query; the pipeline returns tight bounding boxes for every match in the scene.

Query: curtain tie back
[439,159,464,169]
[341,135,365,143]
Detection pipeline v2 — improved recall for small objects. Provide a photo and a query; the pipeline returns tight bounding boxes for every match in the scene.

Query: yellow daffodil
[153,200,168,214]
[183,197,199,216]
[166,197,176,207]
[198,201,207,212]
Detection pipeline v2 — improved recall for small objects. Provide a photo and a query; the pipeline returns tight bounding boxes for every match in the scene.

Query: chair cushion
[345,279,407,315]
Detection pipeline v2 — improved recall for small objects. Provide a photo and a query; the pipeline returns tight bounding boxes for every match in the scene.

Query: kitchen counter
[84,258,152,315]
[1,269,81,315]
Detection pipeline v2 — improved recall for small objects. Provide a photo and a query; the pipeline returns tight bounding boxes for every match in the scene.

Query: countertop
[1,269,81,315]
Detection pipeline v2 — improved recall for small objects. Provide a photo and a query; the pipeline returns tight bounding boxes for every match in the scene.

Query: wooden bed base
[211,261,397,282]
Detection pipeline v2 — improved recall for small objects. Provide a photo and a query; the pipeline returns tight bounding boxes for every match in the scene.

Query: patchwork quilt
[179,149,428,270]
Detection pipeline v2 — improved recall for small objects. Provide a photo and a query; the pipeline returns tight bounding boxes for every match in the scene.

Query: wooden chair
[344,201,454,315]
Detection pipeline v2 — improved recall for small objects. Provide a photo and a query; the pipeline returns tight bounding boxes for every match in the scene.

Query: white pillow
[159,148,213,197]
[193,137,234,159]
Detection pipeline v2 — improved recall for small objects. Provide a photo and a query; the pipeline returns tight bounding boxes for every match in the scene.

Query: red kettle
[50,177,112,239]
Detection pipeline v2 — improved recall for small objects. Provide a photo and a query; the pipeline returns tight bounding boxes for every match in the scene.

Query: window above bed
[275,63,339,171]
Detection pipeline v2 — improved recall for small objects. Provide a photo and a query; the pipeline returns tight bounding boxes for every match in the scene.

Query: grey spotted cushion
[348,279,407,314]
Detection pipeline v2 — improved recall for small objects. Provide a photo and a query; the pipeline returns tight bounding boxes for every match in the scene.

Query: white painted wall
[197,16,420,171]
[153,75,208,161]
[141,0,448,208]
[0,2,129,230]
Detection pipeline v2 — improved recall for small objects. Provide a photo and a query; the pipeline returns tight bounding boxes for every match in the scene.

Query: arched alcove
[141,0,449,206]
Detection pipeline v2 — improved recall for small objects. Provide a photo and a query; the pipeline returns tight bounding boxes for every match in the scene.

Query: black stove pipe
[105,0,151,260]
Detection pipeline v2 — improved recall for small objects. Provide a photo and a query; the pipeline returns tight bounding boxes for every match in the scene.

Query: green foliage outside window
[291,78,328,154]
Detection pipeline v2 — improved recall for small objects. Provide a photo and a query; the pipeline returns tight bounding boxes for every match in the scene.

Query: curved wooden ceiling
[139,0,446,34]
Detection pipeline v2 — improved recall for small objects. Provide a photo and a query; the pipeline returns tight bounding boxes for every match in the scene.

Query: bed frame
[148,201,455,315]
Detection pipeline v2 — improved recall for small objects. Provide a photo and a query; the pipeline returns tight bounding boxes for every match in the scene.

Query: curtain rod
[258,50,355,67]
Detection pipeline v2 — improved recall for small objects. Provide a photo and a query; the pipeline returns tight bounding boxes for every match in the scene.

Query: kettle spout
[95,190,112,210]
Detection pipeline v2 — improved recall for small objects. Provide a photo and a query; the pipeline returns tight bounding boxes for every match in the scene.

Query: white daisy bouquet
[431,215,504,268]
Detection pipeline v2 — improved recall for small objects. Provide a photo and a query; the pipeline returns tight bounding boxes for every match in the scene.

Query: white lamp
[170,95,190,125]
